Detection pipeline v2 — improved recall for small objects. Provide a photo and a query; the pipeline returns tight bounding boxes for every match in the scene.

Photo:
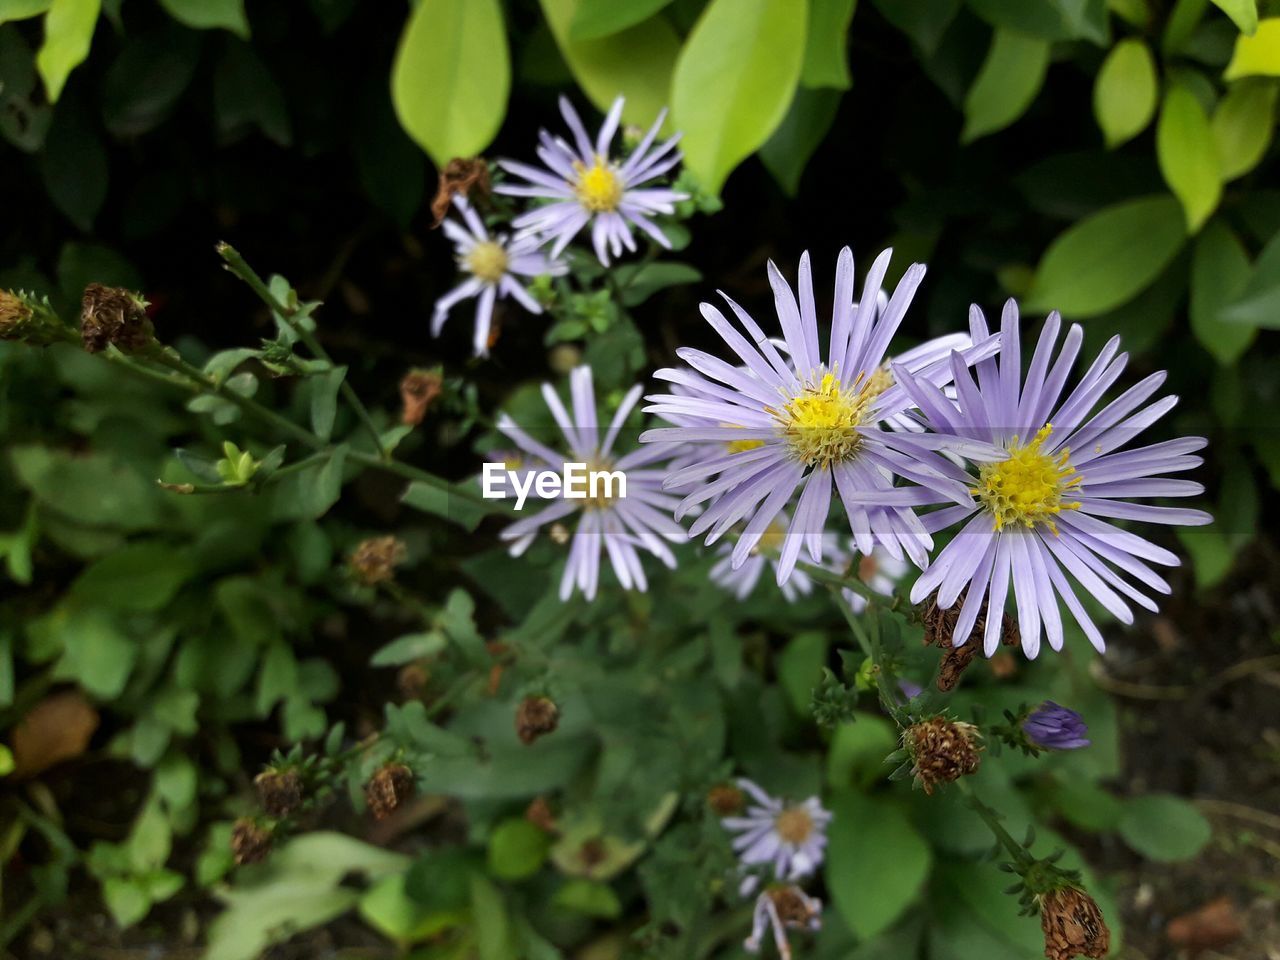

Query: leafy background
[1,0,1279,958]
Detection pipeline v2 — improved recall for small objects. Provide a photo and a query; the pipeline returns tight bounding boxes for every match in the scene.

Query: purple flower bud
[1022,702,1090,751]
[898,679,924,701]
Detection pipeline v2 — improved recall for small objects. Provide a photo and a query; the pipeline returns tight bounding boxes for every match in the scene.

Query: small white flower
[721,779,831,884]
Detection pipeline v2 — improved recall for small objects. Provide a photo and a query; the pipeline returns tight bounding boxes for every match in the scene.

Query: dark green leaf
[569,0,675,40]
[760,86,843,195]
[1119,793,1212,861]
[802,0,857,89]
[70,542,194,611]
[157,0,248,37]
[1191,221,1255,363]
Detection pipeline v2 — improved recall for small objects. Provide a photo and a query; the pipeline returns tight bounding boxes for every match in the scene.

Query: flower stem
[956,781,1033,867]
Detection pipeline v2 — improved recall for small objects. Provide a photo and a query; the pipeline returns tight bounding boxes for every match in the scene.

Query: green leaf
[102,876,151,927]
[1191,221,1255,363]
[553,878,622,918]
[51,607,136,698]
[671,0,809,194]
[70,542,194,612]
[615,261,703,306]
[0,0,51,22]
[36,0,100,101]
[1157,82,1222,232]
[802,0,857,89]
[760,86,843,195]
[371,631,447,667]
[962,29,1051,143]
[487,818,552,880]
[1026,195,1188,317]
[102,24,201,137]
[41,94,108,229]
[1211,78,1277,180]
[391,0,510,166]
[470,873,515,960]
[966,0,1072,39]
[1210,0,1258,35]
[157,0,248,37]
[309,365,346,441]
[1224,16,1280,78]
[825,790,931,939]
[568,0,674,40]
[1119,793,1213,861]
[358,873,459,943]
[401,478,498,532]
[1163,0,1209,56]
[1093,38,1158,148]
[539,0,680,127]
[870,0,960,55]
[266,446,347,521]
[256,643,299,715]
[213,40,291,146]
[1220,228,1280,328]
[825,714,898,789]
[777,630,828,716]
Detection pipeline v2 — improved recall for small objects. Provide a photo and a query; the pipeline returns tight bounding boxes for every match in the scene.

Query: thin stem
[217,242,389,460]
[796,559,877,601]
[957,781,1032,866]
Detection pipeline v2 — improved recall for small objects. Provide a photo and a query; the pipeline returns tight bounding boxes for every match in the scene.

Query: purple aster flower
[1022,701,1090,750]
[898,300,1213,658]
[496,365,684,600]
[710,516,848,602]
[432,197,567,356]
[744,886,822,959]
[641,248,1001,583]
[495,96,688,265]
[720,779,831,884]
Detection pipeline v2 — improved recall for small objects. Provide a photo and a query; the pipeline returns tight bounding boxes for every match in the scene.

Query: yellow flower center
[582,458,622,510]
[974,424,1082,533]
[573,156,624,212]
[754,519,786,555]
[465,241,508,283]
[724,424,765,455]
[772,368,891,470]
[774,806,814,845]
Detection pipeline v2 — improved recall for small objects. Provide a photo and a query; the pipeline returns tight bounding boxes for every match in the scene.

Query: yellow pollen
[771,368,891,470]
[974,424,1082,533]
[774,806,814,845]
[573,156,624,212]
[502,454,524,471]
[582,458,621,510]
[724,424,764,455]
[465,241,508,283]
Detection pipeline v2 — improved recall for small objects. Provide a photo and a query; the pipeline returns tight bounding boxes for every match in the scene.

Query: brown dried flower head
[921,589,1019,692]
[81,284,154,354]
[431,157,491,227]
[768,885,822,928]
[525,796,557,833]
[707,783,746,817]
[516,696,559,745]
[349,536,407,586]
[904,717,982,794]
[254,768,303,818]
[0,290,32,339]
[400,368,443,426]
[1040,886,1111,960]
[365,762,415,820]
[230,817,273,866]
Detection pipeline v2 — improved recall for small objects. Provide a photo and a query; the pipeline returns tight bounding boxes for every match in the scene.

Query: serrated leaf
[1093,38,1158,148]
[671,0,808,194]
[962,29,1051,143]
[158,0,248,37]
[1157,82,1222,232]
[35,0,100,102]
[1026,195,1188,316]
[1191,221,1255,363]
[1210,0,1258,35]
[1224,16,1280,78]
[802,0,857,89]
[1211,78,1277,180]
[391,0,510,166]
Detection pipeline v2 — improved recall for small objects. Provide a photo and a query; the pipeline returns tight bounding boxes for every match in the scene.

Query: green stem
[957,781,1032,866]
[217,242,389,460]
[796,559,877,601]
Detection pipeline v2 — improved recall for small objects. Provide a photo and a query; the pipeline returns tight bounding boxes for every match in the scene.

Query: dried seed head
[400,368,443,426]
[921,589,1019,691]
[1,290,71,346]
[525,796,557,833]
[230,817,273,866]
[80,284,154,355]
[365,763,415,820]
[516,696,559,745]
[0,290,32,339]
[904,717,982,795]
[707,783,746,817]
[254,768,303,818]
[349,536,407,586]
[768,885,822,927]
[1040,887,1111,960]
[431,157,491,227]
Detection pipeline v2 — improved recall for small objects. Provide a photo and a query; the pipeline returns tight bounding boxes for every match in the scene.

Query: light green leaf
[825,790,931,939]
[1027,195,1188,316]
[1211,78,1277,180]
[802,0,857,89]
[470,873,516,960]
[826,714,897,790]
[553,878,621,918]
[539,0,680,128]
[391,0,510,166]
[1210,0,1258,35]
[52,607,136,699]
[35,0,100,102]
[358,873,458,943]
[1119,793,1213,861]
[370,631,447,667]
[1191,221,1255,363]
[0,0,51,23]
[487,818,552,880]
[1093,38,1158,148]
[70,542,194,612]
[962,29,1051,143]
[157,0,248,37]
[568,0,674,41]
[1224,16,1280,78]
[672,0,809,194]
[401,478,499,532]
[1157,82,1222,232]
[777,630,827,716]
[309,365,346,441]
[102,876,151,928]
[1163,0,1210,56]
[760,86,843,195]
[256,643,299,715]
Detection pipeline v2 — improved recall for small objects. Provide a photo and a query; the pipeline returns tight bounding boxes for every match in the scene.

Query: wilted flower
[515,695,559,745]
[231,817,273,866]
[365,762,414,820]
[1039,886,1111,960]
[497,365,684,601]
[400,368,443,425]
[1023,701,1090,751]
[744,885,822,959]
[431,156,491,227]
[720,779,831,887]
[496,96,688,265]
[905,716,981,794]
[349,536,407,586]
[901,302,1212,658]
[254,768,303,818]
[80,283,154,354]
[642,249,999,585]
[433,196,567,357]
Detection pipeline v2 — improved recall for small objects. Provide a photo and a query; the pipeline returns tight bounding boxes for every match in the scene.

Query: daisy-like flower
[710,515,848,602]
[495,96,688,265]
[744,886,823,960]
[433,196,567,357]
[842,545,909,612]
[720,779,831,887]
[496,365,684,600]
[898,301,1212,658]
[642,248,1000,582]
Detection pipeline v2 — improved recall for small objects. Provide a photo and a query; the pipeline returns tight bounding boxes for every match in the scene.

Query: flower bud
[364,762,415,820]
[904,717,982,795]
[1039,886,1111,960]
[349,536,407,586]
[80,284,155,355]
[400,368,443,426]
[230,817,274,866]
[1023,702,1090,751]
[253,768,303,818]
[0,290,71,346]
[515,695,559,745]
